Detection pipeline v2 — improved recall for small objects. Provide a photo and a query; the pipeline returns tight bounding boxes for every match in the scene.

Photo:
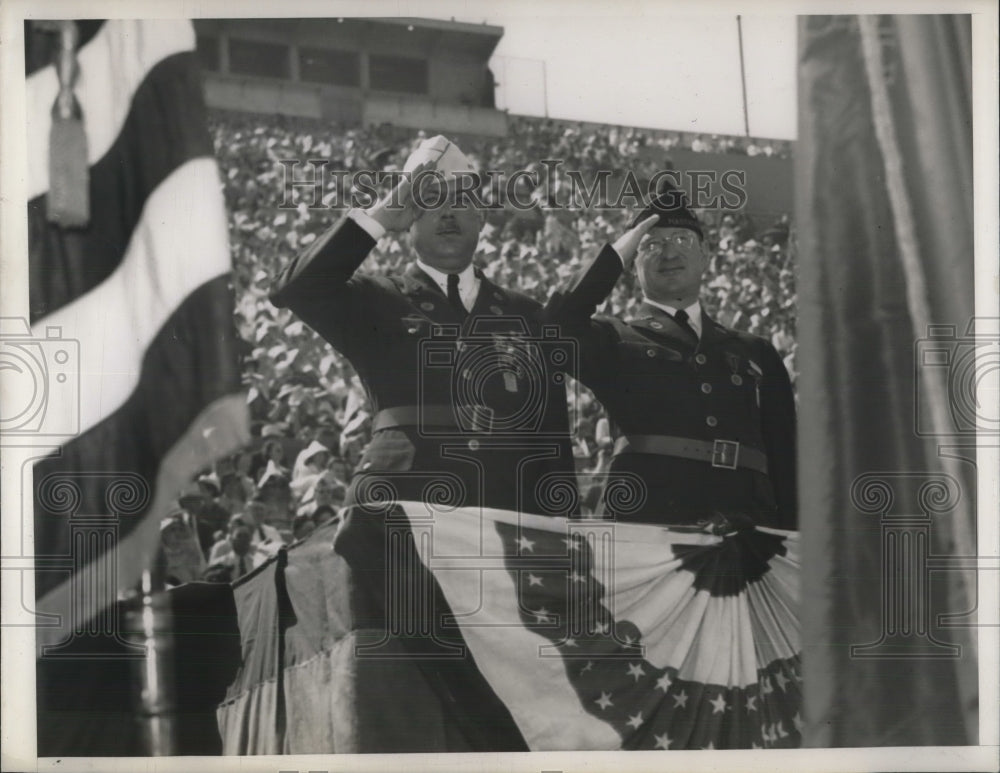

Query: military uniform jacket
[546,245,797,529]
[270,215,575,516]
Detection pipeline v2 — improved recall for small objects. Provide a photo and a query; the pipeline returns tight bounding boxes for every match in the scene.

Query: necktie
[238,555,248,577]
[446,273,467,317]
[673,309,698,341]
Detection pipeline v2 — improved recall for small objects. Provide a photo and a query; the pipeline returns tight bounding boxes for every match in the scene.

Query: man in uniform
[270,136,575,516]
[546,187,797,530]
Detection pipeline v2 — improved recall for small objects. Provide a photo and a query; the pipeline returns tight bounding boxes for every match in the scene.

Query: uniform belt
[613,434,769,475]
[374,404,487,432]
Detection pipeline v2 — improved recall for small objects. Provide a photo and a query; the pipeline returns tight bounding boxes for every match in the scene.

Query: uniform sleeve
[269,213,379,357]
[757,340,798,530]
[544,245,624,388]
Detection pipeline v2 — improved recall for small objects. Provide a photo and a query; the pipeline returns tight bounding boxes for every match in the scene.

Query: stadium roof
[380,17,504,51]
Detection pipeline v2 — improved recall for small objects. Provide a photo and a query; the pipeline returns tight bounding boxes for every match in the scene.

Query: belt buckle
[711,439,740,470]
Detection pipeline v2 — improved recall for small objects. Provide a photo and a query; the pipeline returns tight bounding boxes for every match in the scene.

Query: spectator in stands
[298,470,347,518]
[257,473,294,543]
[178,482,230,558]
[217,472,249,520]
[338,376,372,469]
[204,516,268,583]
[312,504,340,528]
[197,472,222,500]
[328,454,352,485]
[592,415,613,474]
[210,499,283,563]
[291,438,332,497]
[158,509,207,586]
[216,451,257,504]
[251,438,289,482]
[291,514,317,542]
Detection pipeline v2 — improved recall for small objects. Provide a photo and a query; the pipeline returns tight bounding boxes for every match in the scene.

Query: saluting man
[270,136,575,515]
[546,187,797,530]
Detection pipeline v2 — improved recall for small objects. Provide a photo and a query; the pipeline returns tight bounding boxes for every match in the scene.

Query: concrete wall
[362,93,507,135]
[202,73,506,136]
[195,18,498,104]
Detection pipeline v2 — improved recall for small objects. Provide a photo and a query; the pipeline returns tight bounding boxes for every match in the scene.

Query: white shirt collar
[415,259,479,310]
[644,298,703,338]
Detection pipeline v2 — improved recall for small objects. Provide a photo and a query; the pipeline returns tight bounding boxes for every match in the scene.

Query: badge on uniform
[492,333,522,393]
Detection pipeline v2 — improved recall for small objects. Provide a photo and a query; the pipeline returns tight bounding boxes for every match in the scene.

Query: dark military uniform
[547,245,797,529]
[270,215,576,516]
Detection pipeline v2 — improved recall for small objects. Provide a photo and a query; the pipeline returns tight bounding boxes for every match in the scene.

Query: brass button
[731,374,743,386]
[490,305,503,314]
[695,353,707,365]
[361,461,373,470]
[706,416,718,427]
[646,348,657,358]
[701,383,712,394]
[407,326,419,334]
[493,291,505,301]
[467,439,480,451]
[420,301,435,311]
[649,320,664,330]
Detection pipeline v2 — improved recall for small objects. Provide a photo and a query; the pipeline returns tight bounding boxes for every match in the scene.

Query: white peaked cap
[403,135,476,178]
[258,459,287,488]
[301,439,331,464]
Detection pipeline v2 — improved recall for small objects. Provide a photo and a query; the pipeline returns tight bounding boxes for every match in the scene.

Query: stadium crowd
[157,111,797,584]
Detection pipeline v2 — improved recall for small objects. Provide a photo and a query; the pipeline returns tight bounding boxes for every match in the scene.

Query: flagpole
[737,15,750,137]
[542,59,549,118]
[127,569,178,755]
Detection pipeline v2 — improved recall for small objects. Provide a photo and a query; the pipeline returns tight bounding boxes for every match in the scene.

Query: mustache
[435,219,462,235]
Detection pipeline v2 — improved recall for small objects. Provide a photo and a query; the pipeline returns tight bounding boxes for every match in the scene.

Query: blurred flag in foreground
[219,504,801,752]
[24,19,248,647]
[797,15,977,745]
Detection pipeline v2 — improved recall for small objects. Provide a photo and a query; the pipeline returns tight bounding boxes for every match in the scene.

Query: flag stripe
[402,508,624,750]
[331,506,530,751]
[26,19,195,202]
[28,51,213,322]
[36,392,249,650]
[35,158,231,437]
[33,274,244,598]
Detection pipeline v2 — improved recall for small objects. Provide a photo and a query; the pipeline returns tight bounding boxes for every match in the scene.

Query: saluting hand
[611,214,660,270]
[365,159,437,233]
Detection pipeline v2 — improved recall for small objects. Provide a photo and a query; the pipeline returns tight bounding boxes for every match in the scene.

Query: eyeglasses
[639,232,699,253]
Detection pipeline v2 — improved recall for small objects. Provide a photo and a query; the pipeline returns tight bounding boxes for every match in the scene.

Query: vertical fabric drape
[797,14,976,747]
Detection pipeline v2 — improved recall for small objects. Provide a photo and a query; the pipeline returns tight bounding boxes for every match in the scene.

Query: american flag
[219,502,801,752]
[23,19,248,648]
